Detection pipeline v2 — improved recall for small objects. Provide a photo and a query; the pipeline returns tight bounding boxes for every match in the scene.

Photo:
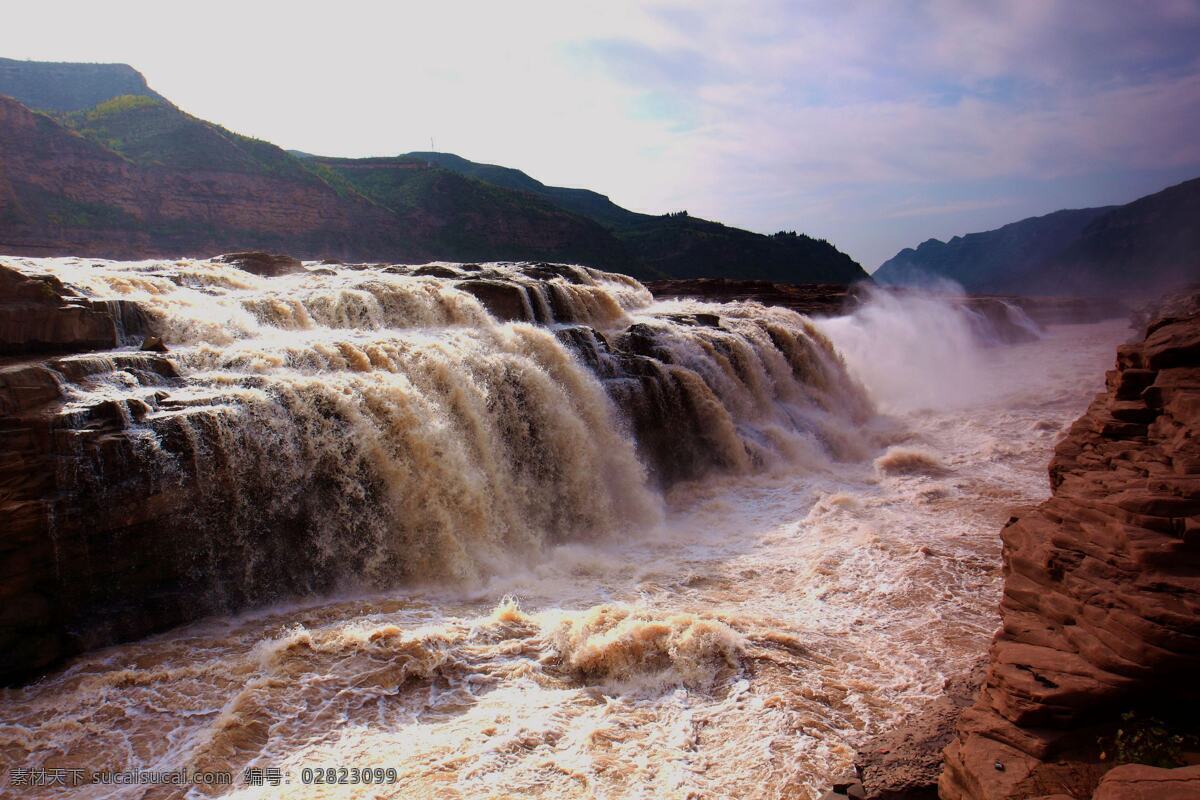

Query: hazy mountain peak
[0,56,164,113]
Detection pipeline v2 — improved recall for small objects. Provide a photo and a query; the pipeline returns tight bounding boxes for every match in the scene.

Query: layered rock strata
[940,293,1200,799]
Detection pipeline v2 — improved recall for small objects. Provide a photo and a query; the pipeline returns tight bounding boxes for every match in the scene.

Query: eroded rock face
[0,264,147,354]
[644,278,865,316]
[1090,764,1200,800]
[940,294,1200,800]
[0,352,188,681]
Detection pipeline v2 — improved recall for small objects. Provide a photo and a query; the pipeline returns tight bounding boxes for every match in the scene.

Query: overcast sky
[4,0,1199,269]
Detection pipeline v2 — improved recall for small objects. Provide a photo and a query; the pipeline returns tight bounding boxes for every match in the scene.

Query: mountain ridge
[875,180,1200,295]
[0,58,868,284]
[0,57,164,113]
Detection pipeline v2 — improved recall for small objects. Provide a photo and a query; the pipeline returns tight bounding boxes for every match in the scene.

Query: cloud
[1,0,1197,268]
[884,197,1020,220]
[569,0,1200,264]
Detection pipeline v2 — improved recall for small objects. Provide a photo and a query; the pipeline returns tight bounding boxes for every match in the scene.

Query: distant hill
[312,155,631,268]
[874,208,1112,292]
[406,151,642,230]
[0,57,164,113]
[875,179,1200,296]
[0,58,868,284]
[395,152,865,283]
[0,94,415,260]
[1038,178,1200,295]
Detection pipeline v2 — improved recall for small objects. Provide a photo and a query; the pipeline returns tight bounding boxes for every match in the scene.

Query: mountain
[0,57,164,112]
[875,179,1200,296]
[396,152,865,283]
[310,155,630,268]
[0,94,415,260]
[0,58,868,284]
[874,208,1112,292]
[1038,177,1200,295]
[404,151,641,230]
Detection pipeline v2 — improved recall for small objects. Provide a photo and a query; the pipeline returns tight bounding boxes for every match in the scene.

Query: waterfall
[3,256,875,619]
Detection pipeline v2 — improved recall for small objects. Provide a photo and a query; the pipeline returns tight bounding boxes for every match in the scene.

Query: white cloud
[1,0,1198,268]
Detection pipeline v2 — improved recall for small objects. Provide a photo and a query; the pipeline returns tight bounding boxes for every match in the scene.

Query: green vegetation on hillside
[61,96,333,186]
[17,184,141,231]
[403,152,867,283]
[411,152,643,229]
[615,214,865,283]
[0,59,869,284]
[317,156,631,269]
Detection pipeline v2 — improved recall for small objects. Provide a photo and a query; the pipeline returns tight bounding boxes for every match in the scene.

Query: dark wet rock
[852,659,986,799]
[659,312,722,328]
[456,279,533,322]
[616,323,672,361]
[412,264,464,279]
[214,251,305,277]
[646,278,865,316]
[140,335,168,353]
[519,262,591,284]
[0,263,150,355]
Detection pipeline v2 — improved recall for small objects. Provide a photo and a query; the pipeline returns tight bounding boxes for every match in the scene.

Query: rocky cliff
[939,292,1200,800]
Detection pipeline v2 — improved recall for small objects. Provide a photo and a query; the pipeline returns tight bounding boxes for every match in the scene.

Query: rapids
[0,256,1127,798]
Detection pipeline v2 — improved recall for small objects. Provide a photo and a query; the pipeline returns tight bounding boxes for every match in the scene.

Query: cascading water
[0,257,1126,799]
[2,257,874,601]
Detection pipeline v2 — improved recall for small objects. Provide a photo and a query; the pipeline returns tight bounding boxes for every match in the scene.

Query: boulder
[456,279,533,322]
[1091,764,1200,800]
[140,335,168,353]
[214,251,305,277]
[0,264,119,354]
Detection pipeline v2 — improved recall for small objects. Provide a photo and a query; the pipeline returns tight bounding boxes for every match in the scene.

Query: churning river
[0,258,1127,799]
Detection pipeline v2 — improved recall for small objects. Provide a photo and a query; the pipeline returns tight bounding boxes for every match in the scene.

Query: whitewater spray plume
[815,282,1042,413]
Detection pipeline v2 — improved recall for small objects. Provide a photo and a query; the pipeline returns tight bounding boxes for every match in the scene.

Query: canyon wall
[940,292,1200,800]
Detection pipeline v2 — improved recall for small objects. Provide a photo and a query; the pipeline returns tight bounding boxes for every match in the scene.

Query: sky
[4,0,1199,269]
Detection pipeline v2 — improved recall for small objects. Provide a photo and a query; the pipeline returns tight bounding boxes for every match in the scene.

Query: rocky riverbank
[833,292,1200,800]
[938,291,1200,800]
